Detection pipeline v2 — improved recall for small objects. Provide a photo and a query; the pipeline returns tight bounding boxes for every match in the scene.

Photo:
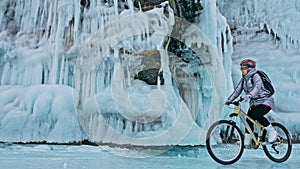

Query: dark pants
[245,104,271,134]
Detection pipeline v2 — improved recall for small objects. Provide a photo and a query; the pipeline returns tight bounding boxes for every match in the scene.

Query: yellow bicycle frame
[232,104,265,147]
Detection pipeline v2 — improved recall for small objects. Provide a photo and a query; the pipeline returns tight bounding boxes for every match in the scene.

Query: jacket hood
[243,68,257,79]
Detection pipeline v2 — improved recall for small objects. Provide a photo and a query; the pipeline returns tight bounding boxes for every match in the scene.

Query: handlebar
[229,97,244,106]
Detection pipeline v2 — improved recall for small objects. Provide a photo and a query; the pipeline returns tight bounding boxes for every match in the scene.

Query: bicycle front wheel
[262,122,292,163]
[206,120,244,165]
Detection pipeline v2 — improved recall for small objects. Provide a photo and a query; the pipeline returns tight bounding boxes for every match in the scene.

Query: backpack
[251,70,275,96]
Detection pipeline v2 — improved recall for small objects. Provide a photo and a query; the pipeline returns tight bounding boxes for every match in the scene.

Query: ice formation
[73,1,226,145]
[0,0,299,145]
[0,0,229,144]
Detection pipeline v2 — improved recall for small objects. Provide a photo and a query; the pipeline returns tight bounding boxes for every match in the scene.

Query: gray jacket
[227,68,274,109]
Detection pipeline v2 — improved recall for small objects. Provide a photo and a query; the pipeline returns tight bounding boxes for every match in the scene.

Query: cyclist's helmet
[240,59,256,68]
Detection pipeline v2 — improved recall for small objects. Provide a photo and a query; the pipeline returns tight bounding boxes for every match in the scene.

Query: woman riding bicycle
[225,59,277,147]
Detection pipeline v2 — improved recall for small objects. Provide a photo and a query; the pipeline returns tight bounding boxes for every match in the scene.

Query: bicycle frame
[207,99,293,164]
[230,103,265,147]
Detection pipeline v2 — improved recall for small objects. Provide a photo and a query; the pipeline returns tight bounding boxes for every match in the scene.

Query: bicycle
[206,97,292,165]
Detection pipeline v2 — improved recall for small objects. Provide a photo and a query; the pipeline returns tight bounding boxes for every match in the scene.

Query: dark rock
[80,0,90,8]
[134,68,164,85]
[133,0,167,10]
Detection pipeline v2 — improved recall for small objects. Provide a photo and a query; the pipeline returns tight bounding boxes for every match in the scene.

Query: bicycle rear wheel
[206,120,244,165]
[262,122,292,163]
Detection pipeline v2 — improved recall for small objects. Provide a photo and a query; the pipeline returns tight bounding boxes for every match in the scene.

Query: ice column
[200,0,217,45]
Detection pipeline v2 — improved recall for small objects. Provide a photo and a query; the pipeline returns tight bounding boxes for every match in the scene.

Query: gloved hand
[225,100,232,105]
[242,95,251,102]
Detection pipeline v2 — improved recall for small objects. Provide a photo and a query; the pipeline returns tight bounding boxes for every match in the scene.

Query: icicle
[10,65,17,85]
[32,63,43,84]
[74,0,80,41]
[58,54,65,85]
[50,51,59,84]
[116,118,124,133]
[127,0,135,13]
[134,121,138,133]
[40,0,47,30]
[1,63,10,85]
[33,0,40,31]
[200,0,217,45]
[138,2,142,12]
[114,0,119,15]
[159,48,171,85]
[63,58,69,85]
[123,120,133,136]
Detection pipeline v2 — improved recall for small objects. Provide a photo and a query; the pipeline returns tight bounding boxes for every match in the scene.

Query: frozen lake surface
[0,144,299,169]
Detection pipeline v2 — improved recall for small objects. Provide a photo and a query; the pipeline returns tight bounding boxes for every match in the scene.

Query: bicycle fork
[219,116,239,144]
[223,122,236,143]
